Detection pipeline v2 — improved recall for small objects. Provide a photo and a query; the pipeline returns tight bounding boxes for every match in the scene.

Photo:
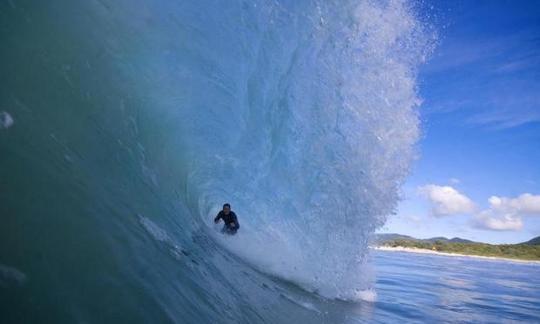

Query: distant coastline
[372,246,540,264]
[373,233,540,262]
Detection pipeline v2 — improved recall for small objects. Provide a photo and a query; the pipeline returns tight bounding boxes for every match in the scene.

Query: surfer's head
[223,203,231,215]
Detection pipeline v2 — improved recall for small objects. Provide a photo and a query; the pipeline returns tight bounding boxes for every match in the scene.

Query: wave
[184,0,434,299]
[1,0,434,321]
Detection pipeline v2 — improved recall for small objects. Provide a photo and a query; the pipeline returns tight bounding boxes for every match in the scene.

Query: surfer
[214,203,240,235]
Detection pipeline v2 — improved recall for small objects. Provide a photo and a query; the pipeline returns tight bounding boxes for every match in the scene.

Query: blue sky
[379,0,540,244]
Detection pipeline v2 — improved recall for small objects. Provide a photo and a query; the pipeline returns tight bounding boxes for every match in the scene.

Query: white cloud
[474,211,523,231]
[493,193,540,214]
[418,185,475,217]
[449,178,460,185]
[473,193,540,231]
[417,185,540,232]
[407,215,422,222]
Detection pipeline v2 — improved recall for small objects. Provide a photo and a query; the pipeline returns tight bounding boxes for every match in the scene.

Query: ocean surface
[5,0,537,323]
[372,250,540,323]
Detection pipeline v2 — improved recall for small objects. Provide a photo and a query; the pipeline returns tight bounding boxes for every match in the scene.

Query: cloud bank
[473,194,540,231]
[418,185,540,232]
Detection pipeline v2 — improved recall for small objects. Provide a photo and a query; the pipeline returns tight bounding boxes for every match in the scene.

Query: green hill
[424,237,477,244]
[448,237,476,243]
[375,233,476,245]
[521,236,540,245]
[375,233,540,261]
[374,233,418,243]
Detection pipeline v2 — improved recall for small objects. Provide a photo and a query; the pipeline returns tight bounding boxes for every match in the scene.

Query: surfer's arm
[232,214,240,229]
[214,212,222,223]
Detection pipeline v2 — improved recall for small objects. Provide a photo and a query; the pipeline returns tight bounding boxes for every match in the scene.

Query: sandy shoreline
[371,246,540,265]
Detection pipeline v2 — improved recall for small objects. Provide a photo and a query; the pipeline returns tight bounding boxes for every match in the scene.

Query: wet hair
[223,203,231,209]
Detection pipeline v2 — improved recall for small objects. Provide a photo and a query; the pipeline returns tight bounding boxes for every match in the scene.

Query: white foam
[280,293,322,314]
[139,215,171,243]
[351,289,377,303]
[0,111,14,129]
[0,264,27,286]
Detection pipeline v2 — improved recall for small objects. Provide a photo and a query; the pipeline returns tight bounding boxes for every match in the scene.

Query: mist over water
[1,0,434,322]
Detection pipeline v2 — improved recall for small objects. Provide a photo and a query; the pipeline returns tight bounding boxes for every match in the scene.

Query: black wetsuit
[214,211,240,235]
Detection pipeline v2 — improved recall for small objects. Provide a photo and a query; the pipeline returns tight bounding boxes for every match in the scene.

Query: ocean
[372,250,540,323]
[4,1,537,323]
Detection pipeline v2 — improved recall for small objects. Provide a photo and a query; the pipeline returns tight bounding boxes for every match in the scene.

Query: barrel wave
[0,0,434,323]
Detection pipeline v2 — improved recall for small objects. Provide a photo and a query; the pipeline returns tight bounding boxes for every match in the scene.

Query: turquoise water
[7,0,538,323]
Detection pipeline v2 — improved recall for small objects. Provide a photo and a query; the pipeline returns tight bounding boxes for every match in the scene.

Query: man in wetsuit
[214,203,240,235]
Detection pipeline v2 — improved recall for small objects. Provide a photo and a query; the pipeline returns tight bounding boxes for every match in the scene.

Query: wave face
[0,0,433,322]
